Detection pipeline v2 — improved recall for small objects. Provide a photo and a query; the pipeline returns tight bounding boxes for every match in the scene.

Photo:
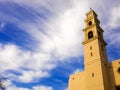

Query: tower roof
[86,9,97,17]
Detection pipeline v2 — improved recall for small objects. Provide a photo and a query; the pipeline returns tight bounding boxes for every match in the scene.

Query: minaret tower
[82,9,110,90]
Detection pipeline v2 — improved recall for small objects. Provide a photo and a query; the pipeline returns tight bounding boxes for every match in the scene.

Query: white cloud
[4,80,53,90]
[73,69,83,74]
[7,87,30,90]
[0,44,25,71]
[0,0,89,61]
[3,80,30,90]
[0,44,54,83]
[109,6,120,29]
[18,70,49,83]
[39,0,89,60]
[33,85,53,90]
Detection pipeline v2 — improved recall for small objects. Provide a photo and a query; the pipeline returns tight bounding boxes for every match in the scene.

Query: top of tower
[84,9,100,27]
[86,9,97,18]
[82,9,107,46]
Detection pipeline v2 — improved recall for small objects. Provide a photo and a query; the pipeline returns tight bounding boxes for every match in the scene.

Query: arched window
[88,21,92,26]
[88,31,93,39]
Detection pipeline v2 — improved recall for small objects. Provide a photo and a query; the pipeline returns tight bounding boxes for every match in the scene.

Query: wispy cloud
[33,85,53,90]
[108,6,120,29]
[4,80,53,90]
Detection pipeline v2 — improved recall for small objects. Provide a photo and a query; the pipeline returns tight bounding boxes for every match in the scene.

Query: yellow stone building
[68,9,120,90]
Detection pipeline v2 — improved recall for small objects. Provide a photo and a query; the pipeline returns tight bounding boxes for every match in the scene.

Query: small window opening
[90,46,92,50]
[91,52,93,56]
[92,73,94,77]
[117,67,120,73]
[88,21,92,26]
[88,31,93,39]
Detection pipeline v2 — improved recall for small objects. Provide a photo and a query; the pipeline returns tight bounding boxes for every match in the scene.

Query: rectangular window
[90,46,92,50]
[92,73,94,77]
[91,52,93,56]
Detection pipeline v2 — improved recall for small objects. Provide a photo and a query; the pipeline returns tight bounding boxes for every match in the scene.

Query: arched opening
[88,31,93,39]
[88,21,92,26]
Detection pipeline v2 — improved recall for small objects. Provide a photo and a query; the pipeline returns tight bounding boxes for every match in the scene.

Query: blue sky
[0,0,120,90]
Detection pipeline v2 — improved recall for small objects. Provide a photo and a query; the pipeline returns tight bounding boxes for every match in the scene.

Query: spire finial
[90,8,93,10]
